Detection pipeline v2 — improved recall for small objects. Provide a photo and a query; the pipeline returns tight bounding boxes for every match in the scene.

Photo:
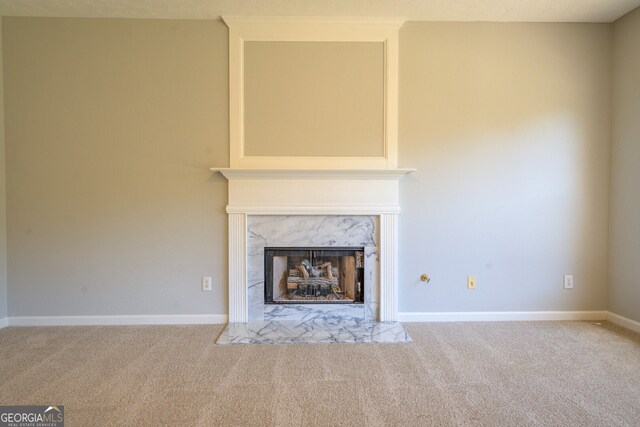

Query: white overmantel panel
[223,16,404,170]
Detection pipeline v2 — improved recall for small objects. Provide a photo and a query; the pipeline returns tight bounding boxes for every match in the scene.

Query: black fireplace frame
[264,246,365,304]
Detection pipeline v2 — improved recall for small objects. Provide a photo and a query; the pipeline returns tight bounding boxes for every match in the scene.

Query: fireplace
[214,167,414,322]
[248,216,378,321]
[264,247,365,304]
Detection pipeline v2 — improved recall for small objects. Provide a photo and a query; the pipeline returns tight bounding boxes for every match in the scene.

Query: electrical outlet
[467,275,477,289]
[202,277,212,291]
[564,275,573,289]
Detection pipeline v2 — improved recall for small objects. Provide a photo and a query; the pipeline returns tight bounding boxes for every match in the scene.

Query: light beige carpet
[1,321,639,426]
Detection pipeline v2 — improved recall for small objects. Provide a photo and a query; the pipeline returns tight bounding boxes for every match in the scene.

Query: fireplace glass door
[264,247,365,304]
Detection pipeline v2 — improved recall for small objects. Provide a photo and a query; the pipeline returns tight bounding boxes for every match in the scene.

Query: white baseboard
[607,311,640,333]
[8,312,633,329]
[7,314,228,327]
[398,310,607,322]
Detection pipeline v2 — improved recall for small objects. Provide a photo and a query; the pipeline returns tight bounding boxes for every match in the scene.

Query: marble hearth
[216,320,411,345]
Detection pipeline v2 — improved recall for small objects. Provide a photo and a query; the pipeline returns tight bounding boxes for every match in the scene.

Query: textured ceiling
[0,0,638,22]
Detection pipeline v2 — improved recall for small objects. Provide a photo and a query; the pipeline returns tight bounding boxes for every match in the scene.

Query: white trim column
[228,213,247,323]
[379,213,399,322]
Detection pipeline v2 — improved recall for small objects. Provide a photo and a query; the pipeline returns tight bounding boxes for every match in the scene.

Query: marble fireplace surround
[248,215,378,322]
[214,168,414,323]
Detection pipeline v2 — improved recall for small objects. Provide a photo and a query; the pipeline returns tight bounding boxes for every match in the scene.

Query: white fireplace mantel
[214,167,414,323]
[212,168,415,215]
[214,168,415,180]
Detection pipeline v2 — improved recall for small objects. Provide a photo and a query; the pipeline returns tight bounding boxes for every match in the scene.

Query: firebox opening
[264,247,365,304]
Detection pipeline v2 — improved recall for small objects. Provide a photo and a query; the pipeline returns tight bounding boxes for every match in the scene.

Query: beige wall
[610,7,640,322]
[3,18,229,316]
[399,22,612,312]
[0,20,6,320]
[244,41,384,157]
[2,17,614,317]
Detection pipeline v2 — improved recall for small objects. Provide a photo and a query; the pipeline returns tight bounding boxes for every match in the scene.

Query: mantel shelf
[211,168,416,180]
